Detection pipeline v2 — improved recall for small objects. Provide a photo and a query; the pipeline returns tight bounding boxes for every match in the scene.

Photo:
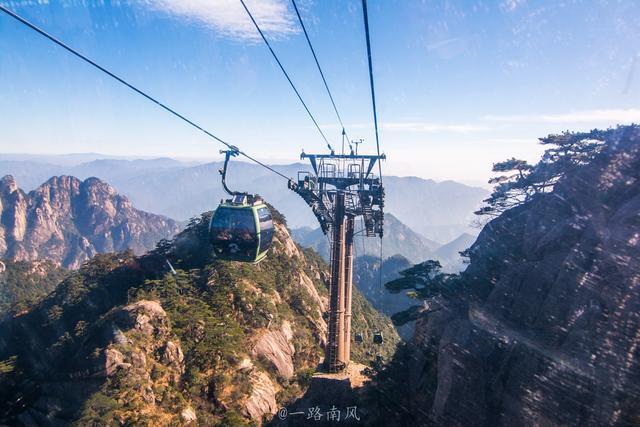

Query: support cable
[361,0,385,290]
[240,0,334,153]
[0,4,291,182]
[361,0,383,180]
[290,0,350,144]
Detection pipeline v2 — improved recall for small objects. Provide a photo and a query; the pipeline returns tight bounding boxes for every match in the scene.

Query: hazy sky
[1,0,639,186]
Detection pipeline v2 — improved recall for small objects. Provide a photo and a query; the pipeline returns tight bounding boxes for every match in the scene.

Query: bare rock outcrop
[244,371,279,420]
[98,300,188,423]
[252,320,296,379]
[181,406,197,424]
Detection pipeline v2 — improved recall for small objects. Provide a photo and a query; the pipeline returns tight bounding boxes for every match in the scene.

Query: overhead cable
[361,0,383,180]
[239,0,334,152]
[0,4,291,181]
[291,0,350,144]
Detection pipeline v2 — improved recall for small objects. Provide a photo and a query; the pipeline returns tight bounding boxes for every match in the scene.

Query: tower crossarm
[288,178,333,234]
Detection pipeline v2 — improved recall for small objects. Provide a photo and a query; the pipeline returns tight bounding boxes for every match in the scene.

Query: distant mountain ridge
[0,155,488,243]
[292,213,441,264]
[383,176,487,242]
[292,214,476,272]
[433,232,477,272]
[0,175,180,268]
[352,254,416,340]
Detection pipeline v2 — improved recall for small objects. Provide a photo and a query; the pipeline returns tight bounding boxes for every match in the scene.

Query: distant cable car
[373,332,384,344]
[209,149,274,263]
[355,333,364,343]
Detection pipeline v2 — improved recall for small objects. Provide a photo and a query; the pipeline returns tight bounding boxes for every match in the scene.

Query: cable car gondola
[373,332,384,344]
[209,149,274,263]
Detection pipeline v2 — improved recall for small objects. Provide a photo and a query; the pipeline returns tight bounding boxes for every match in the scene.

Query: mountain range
[2,124,638,426]
[0,175,179,268]
[0,154,488,243]
[291,212,441,264]
[292,213,475,272]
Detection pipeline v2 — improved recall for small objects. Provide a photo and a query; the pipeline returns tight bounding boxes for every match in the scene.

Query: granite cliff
[0,175,180,268]
[367,126,640,426]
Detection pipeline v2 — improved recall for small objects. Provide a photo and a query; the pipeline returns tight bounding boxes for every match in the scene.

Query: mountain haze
[433,232,477,272]
[291,213,440,264]
[0,156,488,243]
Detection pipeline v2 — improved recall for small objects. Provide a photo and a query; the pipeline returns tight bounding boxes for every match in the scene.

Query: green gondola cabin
[209,194,274,263]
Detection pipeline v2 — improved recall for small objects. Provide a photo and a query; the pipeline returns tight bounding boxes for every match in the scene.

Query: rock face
[0,175,180,268]
[252,320,296,379]
[382,128,640,425]
[244,371,279,420]
[94,300,187,423]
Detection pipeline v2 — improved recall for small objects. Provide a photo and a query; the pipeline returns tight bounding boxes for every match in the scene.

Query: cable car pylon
[290,150,385,373]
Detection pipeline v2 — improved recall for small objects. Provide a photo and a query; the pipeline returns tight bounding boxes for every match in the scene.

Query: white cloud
[143,0,298,41]
[426,37,462,52]
[501,0,526,12]
[482,108,640,124]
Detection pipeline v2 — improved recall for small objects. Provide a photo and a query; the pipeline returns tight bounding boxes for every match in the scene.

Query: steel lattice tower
[290,151,385,372]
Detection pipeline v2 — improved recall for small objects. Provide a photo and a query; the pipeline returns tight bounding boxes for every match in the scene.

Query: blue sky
[1,0,639,185]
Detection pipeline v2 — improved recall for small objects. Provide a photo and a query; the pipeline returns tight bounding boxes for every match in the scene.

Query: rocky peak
[79,176,121,208]
[0,175,180,268]
[0,175,18,195]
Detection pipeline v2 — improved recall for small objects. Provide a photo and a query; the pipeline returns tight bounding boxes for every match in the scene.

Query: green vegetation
[475,127,623,217]
[76,392,119,426]
[0,207,399,425]
[0,260,68,315]
[350,286,401,364]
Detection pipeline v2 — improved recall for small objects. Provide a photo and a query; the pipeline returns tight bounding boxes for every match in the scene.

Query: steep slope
[0,209,398,426]
[0,260,68,316]
[367,126,640,426]
[0,175,180,268]
[291,213,440,264]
